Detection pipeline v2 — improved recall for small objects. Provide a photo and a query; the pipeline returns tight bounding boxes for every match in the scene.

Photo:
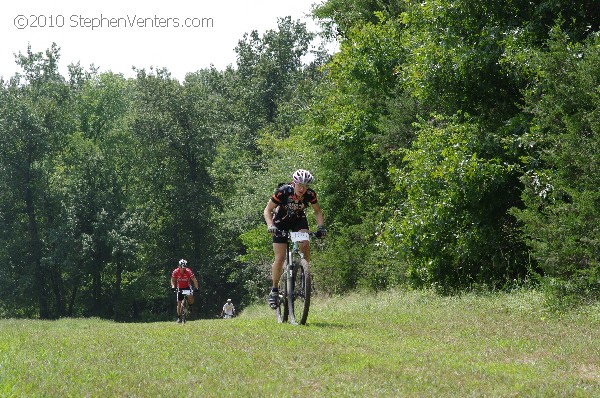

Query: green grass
[1,290,598,397]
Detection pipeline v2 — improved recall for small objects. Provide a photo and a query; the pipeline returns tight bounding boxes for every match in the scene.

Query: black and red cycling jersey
[270,183,318,222]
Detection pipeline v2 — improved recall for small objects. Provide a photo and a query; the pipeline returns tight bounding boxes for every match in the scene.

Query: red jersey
[171,267,195,289]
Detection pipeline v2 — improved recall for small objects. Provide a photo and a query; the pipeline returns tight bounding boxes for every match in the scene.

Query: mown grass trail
[1,290,598,397]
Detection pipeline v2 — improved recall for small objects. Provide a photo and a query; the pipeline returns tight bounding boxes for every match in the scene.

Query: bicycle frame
[275,230,313,325]
[176,287,194,324]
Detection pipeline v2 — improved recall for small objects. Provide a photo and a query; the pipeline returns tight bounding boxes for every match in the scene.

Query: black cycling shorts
[272,217,309,244]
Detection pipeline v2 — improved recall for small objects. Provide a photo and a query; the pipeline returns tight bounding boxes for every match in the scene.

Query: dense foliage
[1,2,598,320]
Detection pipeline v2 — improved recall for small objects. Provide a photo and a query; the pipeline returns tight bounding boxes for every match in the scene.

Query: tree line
[1,1,598,320]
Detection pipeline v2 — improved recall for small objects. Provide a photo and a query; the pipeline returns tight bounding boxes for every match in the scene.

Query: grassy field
[0,290,598,397]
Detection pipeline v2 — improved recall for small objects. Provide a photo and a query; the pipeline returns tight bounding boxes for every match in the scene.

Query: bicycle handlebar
[272,229,324,239]
[173,287,197,294]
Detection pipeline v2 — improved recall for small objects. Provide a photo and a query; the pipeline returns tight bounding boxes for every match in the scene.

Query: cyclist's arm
[170,277,177,289]
[312,202,324,228]
[191,274,199,289]
[263,200,278,228]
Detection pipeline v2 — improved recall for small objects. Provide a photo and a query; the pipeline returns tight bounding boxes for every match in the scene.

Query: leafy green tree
[77,72,143,320]
[387,114,527,290]
[293,11,408,292]
[0,44,73,318]
[313,0,405,39]
[1,47,146,320]
[309,14,402,224]
[307,0,600,293]
[215,18,324,304]
[129,67,225,316]
[235,16,314,139]
[511,28,600,296]
[67,71,137,318]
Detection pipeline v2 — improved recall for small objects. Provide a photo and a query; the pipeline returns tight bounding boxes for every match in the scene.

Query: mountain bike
[274,230,319,325]
[176,287,195,324]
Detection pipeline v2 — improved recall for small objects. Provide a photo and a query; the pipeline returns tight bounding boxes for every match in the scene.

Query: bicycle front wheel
[182,298,190,324]
[288,258,311,325]
[276,268,289,323]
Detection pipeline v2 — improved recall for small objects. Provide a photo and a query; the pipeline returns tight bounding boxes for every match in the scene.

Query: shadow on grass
[307,321,350,329]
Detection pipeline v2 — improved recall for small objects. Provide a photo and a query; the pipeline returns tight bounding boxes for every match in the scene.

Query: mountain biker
[221,299,236,319]
[171,259,199,323]
[263,169,326,309]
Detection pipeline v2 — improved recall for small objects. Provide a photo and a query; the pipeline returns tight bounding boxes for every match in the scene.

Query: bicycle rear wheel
[275,269,289,323]
[288,258,311,325]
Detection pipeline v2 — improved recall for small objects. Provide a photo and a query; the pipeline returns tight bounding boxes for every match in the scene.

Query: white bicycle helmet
[178,259,187,267]
[292,169,314,184]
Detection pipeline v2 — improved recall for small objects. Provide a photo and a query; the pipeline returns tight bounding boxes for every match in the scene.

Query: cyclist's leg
[269,218,291,308]
[271,242,287,288]
[271,217,293,288]
[176,290,184,320]
[295,218,311,264]
[174,301,182,322]
[297,231,311,263]
[269,230,287,308]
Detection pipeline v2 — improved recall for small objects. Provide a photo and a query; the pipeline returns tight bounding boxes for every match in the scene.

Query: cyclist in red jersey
[171,259,199,323]
[263,169,326,309]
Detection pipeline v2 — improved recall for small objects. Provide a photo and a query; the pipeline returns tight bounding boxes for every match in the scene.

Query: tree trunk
[67,283,79,317]
[113,253,123,321]
[24,179,50,319]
